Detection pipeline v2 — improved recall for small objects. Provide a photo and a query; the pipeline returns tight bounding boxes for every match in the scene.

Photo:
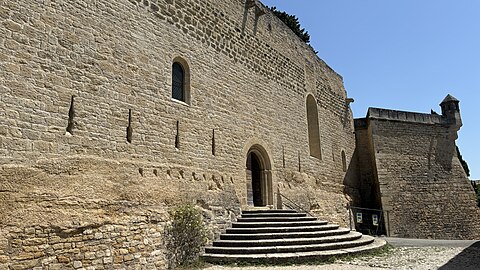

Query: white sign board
[356,213,363,223]
[372,214,379,226]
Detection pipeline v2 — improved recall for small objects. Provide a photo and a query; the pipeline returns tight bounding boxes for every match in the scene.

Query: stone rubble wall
[0,157,240,269]
[0,0,355,268]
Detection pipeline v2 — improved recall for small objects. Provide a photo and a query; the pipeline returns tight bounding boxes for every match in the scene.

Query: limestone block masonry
[353,96,480,240]
[0,0,356,268]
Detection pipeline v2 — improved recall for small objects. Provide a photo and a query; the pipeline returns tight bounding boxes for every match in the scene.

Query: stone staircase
[202,209,386,264]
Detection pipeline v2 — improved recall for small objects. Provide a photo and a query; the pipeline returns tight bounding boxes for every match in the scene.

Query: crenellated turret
[440,94,462,130]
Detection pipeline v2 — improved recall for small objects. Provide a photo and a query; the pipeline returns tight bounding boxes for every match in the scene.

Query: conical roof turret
[440,94,459,105]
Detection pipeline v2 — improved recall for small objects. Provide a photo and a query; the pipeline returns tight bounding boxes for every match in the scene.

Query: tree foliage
[456,146,470,177]
[269,6,310,44]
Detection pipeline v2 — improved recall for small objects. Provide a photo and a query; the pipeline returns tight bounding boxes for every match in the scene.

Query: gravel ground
[204,245,480,270]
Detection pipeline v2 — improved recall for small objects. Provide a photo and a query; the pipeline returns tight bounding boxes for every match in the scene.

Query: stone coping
[355,108,445,126]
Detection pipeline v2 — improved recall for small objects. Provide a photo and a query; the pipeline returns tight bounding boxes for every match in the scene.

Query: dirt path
[204,242,480,270]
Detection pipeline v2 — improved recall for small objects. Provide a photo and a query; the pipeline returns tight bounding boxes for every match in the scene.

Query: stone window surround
[171,56,191,105]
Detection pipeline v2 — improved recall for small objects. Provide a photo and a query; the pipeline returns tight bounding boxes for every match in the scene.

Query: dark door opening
[247,152,265,207]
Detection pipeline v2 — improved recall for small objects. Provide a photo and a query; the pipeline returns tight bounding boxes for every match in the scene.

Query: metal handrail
[349,206,385,212]
[274,192,313,217]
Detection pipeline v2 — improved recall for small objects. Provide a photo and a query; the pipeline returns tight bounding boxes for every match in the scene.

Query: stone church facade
[0,0,478,268]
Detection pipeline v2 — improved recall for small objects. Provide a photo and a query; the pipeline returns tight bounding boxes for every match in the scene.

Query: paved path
[383,237,479,248]
[204,237,480,270]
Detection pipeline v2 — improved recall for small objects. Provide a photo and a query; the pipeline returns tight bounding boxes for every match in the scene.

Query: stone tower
[440,94,462,132]
[352,94,480,239]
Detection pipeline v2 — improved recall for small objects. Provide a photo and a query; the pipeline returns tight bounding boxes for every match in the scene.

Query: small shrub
[164,204,207,269]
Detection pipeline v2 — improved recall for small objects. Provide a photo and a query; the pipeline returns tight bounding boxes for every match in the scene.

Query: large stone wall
[0,0,355,268]
[354,105,480,239]
[0,156,240,269]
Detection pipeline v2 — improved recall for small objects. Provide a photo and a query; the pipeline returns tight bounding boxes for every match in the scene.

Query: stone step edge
[205,236,374,254]
[232,221,328,227]
[237,216,318,220]
[242,209,297,214]
[241,213,307,218]
[237,217,317,221]
[226,224,339,233]
[202,238,387,264]
[213,232,362,247]
[221,228,350,239]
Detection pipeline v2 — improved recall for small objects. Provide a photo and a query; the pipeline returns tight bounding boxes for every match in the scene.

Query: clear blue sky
[261,0,480,180]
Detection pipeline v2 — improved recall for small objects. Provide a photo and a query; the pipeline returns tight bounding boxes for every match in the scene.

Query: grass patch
[176,259,210,270]
[331,243,394,263]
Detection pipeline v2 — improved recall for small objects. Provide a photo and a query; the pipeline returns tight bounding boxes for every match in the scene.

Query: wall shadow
[439,241,480,270]
[343,148,360,207]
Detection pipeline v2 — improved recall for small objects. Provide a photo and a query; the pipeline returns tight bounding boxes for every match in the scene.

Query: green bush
[164,204,207,269]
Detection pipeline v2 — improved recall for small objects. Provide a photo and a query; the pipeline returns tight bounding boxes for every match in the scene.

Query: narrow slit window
[298,151,301,172]
[342,150,347,172]
[175,121,180,148]
[126,109,133,143]
[66,95,75,134]
[212,129,216,155]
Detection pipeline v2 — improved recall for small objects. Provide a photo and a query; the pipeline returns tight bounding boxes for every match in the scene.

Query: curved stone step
[202,238,387,264]
[242,209,297,214]
[241,212,307,218]
[203,209,386,265]
[220,228,351,240]
[237,216,317,223]
[205,235,374,255]
[213,231,362,247]
[232,220,328,228]
[226,224,339,234]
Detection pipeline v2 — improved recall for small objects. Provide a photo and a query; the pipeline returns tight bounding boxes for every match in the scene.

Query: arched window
[172,62,185,101]
[341,150,347,172]
[306,94,321,159]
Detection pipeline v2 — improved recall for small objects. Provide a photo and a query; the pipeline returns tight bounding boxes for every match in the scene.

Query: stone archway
[246,145,273,207]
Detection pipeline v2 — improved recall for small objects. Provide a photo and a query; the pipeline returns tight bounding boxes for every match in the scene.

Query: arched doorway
[246,145,273,207]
